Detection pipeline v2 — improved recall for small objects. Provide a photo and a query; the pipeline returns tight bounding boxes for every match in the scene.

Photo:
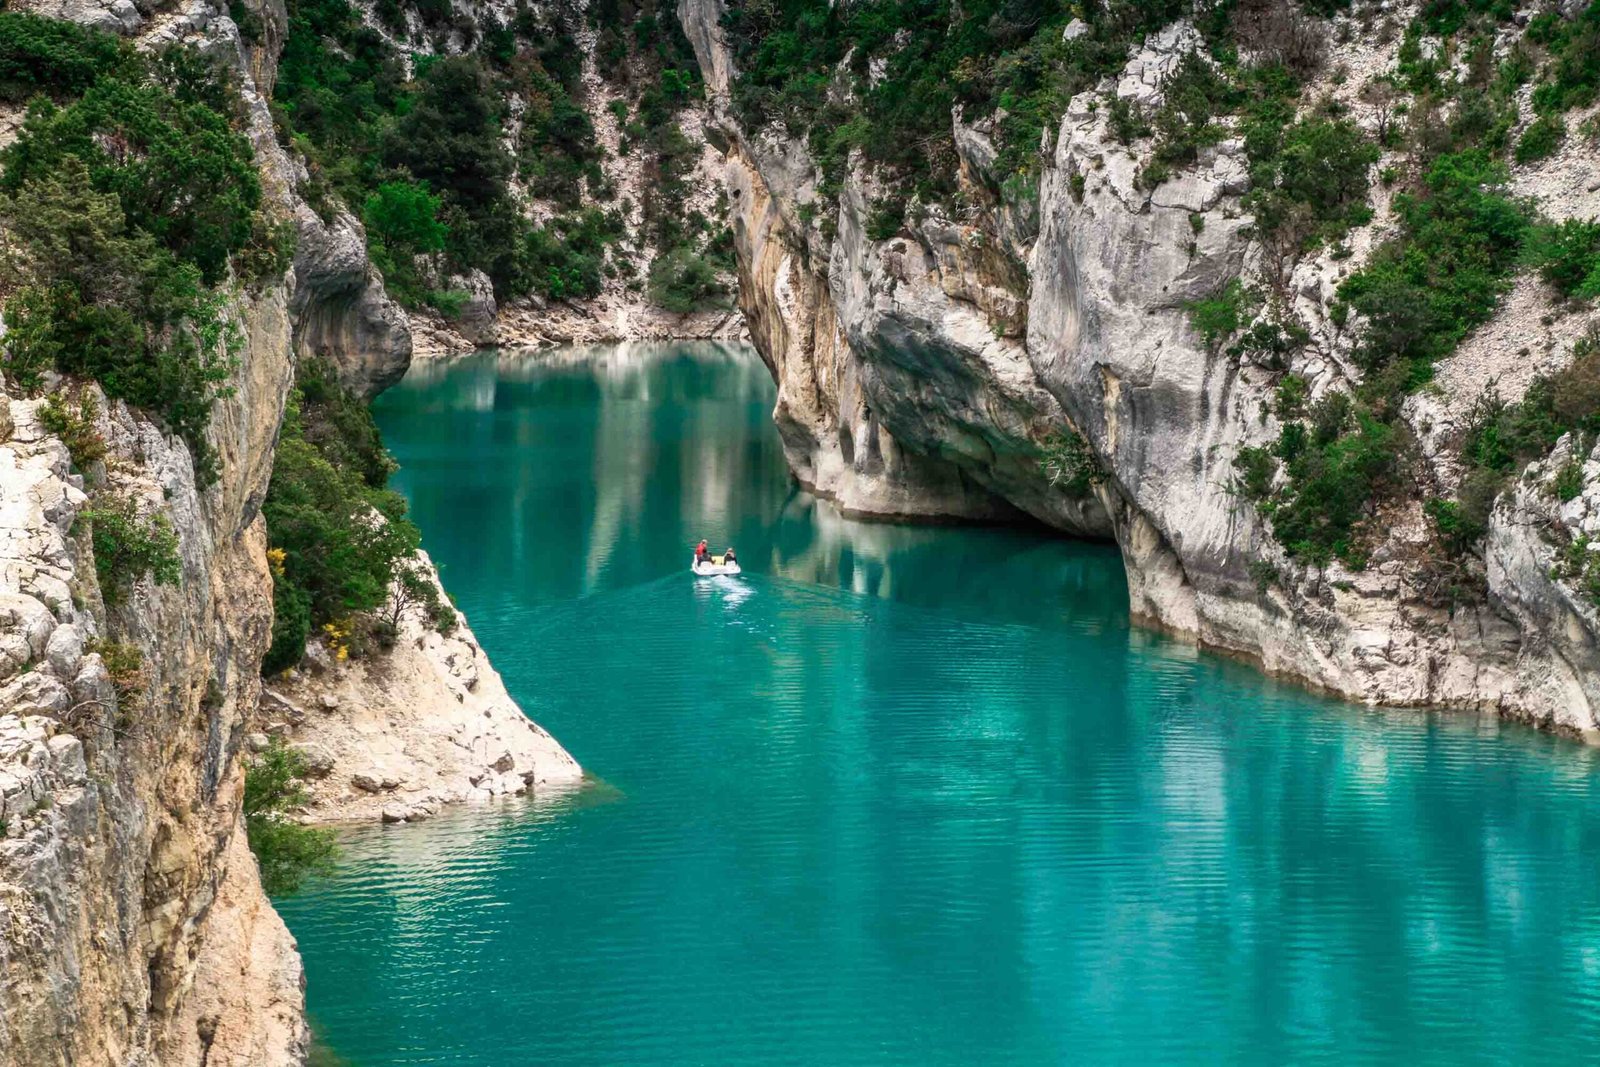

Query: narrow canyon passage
[277,344,1600,1065]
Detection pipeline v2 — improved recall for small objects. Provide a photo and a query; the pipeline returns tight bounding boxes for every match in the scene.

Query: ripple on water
[278,344,1600,1066]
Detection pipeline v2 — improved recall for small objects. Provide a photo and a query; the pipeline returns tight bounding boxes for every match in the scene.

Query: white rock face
[272,552,582,824]
[0,1,573,1062]
[0,356,306,1067]
[680,4,1600,736]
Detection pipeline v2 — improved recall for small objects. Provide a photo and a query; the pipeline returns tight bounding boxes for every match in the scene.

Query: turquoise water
[278,343,1600,1065]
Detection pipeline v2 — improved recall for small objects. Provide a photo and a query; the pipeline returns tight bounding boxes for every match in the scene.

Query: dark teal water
[278,343,1600,1065]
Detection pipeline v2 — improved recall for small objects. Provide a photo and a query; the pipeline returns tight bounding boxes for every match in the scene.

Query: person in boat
[724,547,736,565]
[695,539,709,566]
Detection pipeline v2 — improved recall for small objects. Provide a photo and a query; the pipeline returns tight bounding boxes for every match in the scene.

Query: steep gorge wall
[0,1,570,1064]
[681,1,1600,737]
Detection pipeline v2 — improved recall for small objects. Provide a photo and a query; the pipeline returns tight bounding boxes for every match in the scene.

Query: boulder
[291,742,336,779]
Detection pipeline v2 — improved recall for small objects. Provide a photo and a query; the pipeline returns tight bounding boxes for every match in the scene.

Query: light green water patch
[275,342,1600,1065]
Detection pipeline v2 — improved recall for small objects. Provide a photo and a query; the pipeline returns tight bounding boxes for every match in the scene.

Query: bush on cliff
[1523,217,1600,300]
[261,365,418,673]
[80,491,183,606]
[1432,329,1600,554]
[647,248,729,314]
[258,360,458,674]
[1339,150,1529,388]
[0,15,290,484]
[0,10,128,102]
[1231,394,1399,568]
[244,738,338,896]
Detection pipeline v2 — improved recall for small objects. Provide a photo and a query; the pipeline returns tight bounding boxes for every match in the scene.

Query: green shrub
[1515,113,1566,163]
[0,12,129,103]
[647,248,729,313]
[1039,429,1104,497]
[1264,400,1397,567]
[1425,497,1484,555]
[82,493,182,605]
[262,396,417,667]
[515,208,624,302]
[1245,115,1378,252]
[1275,374,1309,419]
[1528,5,1600,115]
[244,738,338,896]
[362,180,448,308]
[1423,331,1600,555]
[1186,279,1256,351]
[1231,445,1278,501]
[39,391,107,471]
[1523,217,1600,299]
[4,75,263,285]
[0,30,264,484]
[1338,150,1529,385]
[424,289,471,319]
[261,361,444,672]
[1553,459,1586,502]
[1227,315,1309,369]
[1142,51,1236,186]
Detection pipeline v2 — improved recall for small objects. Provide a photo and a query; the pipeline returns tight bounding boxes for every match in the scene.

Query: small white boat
[692,554,742,577]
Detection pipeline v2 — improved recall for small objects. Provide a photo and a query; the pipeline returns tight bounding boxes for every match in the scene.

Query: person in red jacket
[695,539,709,565]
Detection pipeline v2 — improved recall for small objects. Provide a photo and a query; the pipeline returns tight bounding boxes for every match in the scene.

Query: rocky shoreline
[262,553,583,826]
[676,0,1600,740]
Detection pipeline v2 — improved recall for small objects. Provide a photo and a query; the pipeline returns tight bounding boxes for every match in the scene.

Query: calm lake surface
[278,342,1600,1065]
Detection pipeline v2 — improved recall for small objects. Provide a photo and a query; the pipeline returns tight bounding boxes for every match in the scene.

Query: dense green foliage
[244,738,338,896]
[1524,217,1600,300]
[81,492,183,606]
[727,0,1202,217]
[39,391,108,471]
[1339,151,1529,388]
[0,11,128,102]
[0,15,287,483]
[274,0,721,311]
[261,360,419,673]
[1436,330,1600,550]
[362,180,448,307]
[1187,280,1256,351]
[1244,110,1378,257]
[647,248,729,313]
[1527,4,1600,115]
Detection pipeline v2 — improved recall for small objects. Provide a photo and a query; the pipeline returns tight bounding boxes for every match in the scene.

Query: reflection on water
[275,343,1600,1067]
[372,344,1122,629]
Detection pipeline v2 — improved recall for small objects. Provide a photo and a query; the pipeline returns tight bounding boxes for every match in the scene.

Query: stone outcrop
[288,204,414,399]
[680,2,1600,737]
[266,551,583,825]
[0,2,576,1064]
[0,350,305,1067]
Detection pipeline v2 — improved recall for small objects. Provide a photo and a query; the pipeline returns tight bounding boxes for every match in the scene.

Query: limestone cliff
[680,1,1600,738]
[0,1,577,1063]
[265,550,582,825]
[0,318,305,1067]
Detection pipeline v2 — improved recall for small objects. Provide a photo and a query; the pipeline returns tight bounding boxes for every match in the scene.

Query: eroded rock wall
[681,1,1600,737]
[0,323,304,1067]
[2,0,551,1062]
